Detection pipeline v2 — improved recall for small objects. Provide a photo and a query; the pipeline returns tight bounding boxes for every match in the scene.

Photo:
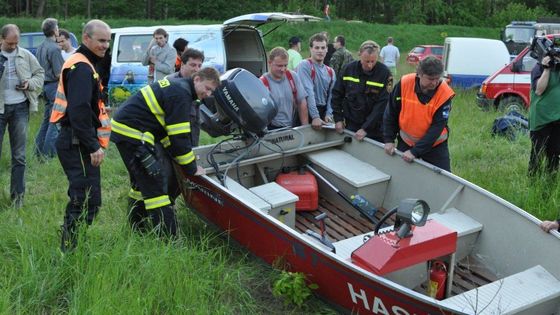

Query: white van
[108,12,320,107]
[442,37,510,89]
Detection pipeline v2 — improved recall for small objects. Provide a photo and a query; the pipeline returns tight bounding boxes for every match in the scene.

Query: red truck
[477,34,560,112]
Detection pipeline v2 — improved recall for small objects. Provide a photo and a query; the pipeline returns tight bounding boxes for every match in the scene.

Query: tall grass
[449,90,560,220]
[0,113,335,314]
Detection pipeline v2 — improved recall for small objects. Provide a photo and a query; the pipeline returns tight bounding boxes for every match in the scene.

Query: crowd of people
[0,19,558,252]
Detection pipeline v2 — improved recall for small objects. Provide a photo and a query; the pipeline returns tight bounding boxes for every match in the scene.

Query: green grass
[0,112,335,314]
[448,90,560,221]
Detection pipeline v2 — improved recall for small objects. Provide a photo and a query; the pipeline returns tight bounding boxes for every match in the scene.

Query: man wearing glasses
[383,56,454,172]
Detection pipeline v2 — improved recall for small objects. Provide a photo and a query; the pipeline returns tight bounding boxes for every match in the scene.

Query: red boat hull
[180,174,460,315]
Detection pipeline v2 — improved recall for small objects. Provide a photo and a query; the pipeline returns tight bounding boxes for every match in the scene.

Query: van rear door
[222,12,320,76]
[224,12,321,27]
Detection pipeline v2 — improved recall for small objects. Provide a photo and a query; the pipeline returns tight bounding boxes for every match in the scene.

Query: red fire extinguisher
[428,260,447,300]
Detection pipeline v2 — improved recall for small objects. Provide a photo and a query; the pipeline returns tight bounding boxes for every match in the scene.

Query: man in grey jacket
[35,18,64,159]
[296,33,336,130]
[142,28,176,83]
[0,24,45,208]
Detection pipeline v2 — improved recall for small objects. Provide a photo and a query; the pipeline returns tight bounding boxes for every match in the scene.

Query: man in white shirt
[142,28,176,83]
[57,28,76,60]
[380,37,400,76]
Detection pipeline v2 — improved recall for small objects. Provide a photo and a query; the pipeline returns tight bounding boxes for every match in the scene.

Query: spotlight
[394,199,430,239]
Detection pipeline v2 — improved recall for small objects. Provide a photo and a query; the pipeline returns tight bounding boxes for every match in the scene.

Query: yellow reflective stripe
[111,119,155,145]
[160,136,171,148]
[366,81,384,87]
[144,195,171,210]
[128,188,143,201]
[175,151,195,165]
[166,122,191,136]
[396,97,401,101]
[343,76,360,83]
[140,86,166,127]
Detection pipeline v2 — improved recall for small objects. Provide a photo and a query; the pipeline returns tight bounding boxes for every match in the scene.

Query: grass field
[0,16,558,314]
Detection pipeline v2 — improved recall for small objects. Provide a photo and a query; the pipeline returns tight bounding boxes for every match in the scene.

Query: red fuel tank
[275,170,318,211]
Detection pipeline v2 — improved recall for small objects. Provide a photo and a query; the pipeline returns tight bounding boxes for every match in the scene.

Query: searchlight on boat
[394,199,430,239]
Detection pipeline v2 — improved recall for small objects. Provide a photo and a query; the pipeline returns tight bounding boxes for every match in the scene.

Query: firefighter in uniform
[110,67,220,237]
[383,55,454,172]
[332,40,392,142]
[50,20,112,252]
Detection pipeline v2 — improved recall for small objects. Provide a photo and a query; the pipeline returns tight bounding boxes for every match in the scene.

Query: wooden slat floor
[296,198,496,296]
[295,197,393,241]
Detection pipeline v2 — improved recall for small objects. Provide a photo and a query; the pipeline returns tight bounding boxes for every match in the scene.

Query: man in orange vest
[50,19,112,252]
[383,56,454,171]
[172,37,188,72]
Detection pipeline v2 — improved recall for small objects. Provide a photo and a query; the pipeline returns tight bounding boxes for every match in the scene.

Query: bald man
[50,19,112,252]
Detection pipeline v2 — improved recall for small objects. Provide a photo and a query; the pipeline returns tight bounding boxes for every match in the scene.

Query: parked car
[406,45,443,65]
[20,31,79,56]
[476,35,560,112]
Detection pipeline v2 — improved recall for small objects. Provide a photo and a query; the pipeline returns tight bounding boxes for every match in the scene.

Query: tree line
[1,0,559,28]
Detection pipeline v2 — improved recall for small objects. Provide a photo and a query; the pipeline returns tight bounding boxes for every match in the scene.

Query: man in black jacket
[332,40,392,142]
[110,67,220,237]
[50,20,111,252]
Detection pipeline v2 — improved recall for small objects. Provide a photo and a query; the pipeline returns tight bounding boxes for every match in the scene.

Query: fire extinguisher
[428,260,447,300]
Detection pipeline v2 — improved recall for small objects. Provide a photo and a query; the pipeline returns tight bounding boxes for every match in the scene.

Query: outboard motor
[200,68,277,138]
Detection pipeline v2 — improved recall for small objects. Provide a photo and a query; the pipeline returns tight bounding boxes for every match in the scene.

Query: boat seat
[440,265,560,314]
[305,149,390,208]
[429,208,483,261]
[210,175,271,212]
[250,182,298,229]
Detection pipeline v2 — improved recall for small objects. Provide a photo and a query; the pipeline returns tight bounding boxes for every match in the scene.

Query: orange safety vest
[175,55,181,72]
[398,73,454,147]
[50,53,111,148]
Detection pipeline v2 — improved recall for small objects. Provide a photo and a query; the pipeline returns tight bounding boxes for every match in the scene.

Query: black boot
[150,205,177,238]
[128,197,149,233]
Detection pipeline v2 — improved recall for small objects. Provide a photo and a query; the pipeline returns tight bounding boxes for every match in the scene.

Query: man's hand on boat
[312,116,331,130]
[354,128,366,141]
[311,117,323,130]
[540,220,559,233]
[402,150,416,163]
[195,165,206,176]
[334,121,344,133]
[384,142,397,155]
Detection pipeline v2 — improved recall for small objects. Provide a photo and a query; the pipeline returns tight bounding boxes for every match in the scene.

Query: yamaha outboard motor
[200,68,277,138]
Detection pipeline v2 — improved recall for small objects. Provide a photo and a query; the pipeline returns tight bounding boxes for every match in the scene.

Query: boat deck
[295,198,497,295]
